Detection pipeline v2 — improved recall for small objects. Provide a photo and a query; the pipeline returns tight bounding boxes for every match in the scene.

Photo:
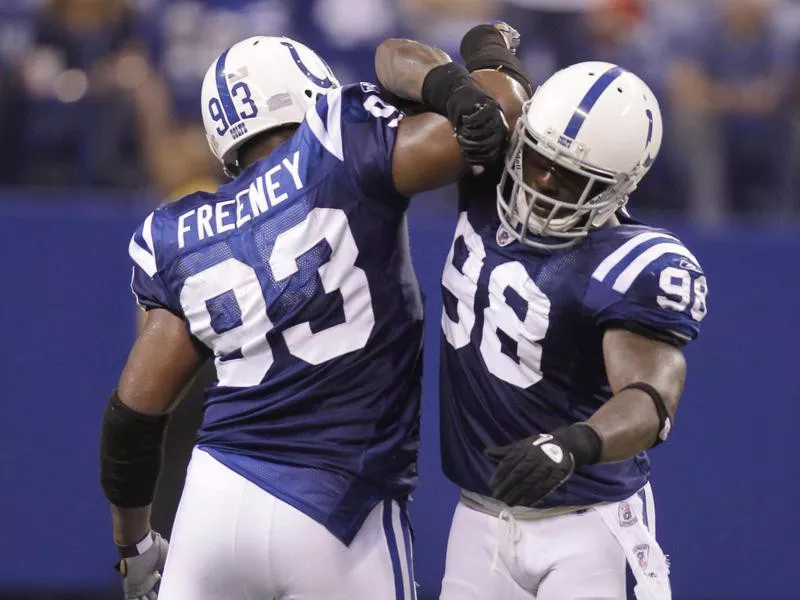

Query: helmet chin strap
[223,148,243,179]
[590,196,625,228]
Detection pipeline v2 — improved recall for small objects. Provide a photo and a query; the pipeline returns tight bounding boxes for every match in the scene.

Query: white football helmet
[201,36,340,174]
[497,61,663,249]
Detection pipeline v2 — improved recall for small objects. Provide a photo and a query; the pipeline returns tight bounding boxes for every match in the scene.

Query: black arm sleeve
[100,390,169,508]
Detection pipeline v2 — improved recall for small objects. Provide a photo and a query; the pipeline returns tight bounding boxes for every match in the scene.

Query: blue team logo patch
[557,135,573,149]
[618,501,638,527]
[496,225,514,247]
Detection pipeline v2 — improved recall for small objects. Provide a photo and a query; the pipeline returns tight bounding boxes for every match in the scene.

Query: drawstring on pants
[490,509,522,573]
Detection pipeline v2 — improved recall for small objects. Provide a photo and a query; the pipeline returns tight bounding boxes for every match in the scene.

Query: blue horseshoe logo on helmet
[280,41,334,89]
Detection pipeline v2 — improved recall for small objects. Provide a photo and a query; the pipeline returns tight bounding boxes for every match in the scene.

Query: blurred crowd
[0,0,798,222]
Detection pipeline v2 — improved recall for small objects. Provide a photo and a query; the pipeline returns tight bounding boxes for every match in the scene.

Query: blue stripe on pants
[399,504,416,600]
[383,500,404,600]
[638,488,650,530]
[625,564,637,600]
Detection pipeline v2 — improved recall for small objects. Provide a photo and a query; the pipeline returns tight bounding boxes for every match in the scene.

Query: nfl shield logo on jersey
[634,544,650,570]
[496,225,513,247]
[618,501,638,527]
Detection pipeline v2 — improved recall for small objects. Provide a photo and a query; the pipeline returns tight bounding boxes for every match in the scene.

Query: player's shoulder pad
[128,191,212,276]
[129,210,160,278]
[589,225,704,296]
[585,225,708,342]
[304,82,402,162]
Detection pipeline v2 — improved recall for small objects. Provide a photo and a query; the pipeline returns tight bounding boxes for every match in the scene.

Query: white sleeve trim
[128,266,148,310]
[612,242,701,294]
[128,212,157,277]
[305,88,343,161]
[592,232,677,282]
[141,212,155,254]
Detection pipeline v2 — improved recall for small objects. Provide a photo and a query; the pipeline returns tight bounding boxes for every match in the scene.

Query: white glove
[117,531,169,600]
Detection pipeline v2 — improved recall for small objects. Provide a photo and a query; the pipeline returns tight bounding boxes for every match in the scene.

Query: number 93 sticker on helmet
[201,36,340,175]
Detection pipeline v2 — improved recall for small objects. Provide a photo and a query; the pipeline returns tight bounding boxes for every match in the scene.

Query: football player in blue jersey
[98,35,528,600]
[378,26,708,600]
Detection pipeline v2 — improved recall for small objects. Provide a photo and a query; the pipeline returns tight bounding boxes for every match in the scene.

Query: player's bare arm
[376,24,531,109]
[100,308,204,595]
[374,38,451,105]
[486,320,690,509]
[376,36,528,196]
[103,308,205,543]
[591,328,686,462]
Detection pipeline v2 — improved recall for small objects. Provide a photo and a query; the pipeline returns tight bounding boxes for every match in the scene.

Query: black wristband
[421,62,473,118]
[552,423,603,467]
[621,382,672,446]
[459,24,534,95]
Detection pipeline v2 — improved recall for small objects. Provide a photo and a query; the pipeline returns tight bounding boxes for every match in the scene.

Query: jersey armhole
[601,319,689,348]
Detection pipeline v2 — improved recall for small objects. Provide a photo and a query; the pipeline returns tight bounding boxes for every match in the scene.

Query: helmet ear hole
[304,89,313,98]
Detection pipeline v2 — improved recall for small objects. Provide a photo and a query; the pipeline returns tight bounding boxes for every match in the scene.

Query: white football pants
[440,485,670,600]
[159,448,417,600]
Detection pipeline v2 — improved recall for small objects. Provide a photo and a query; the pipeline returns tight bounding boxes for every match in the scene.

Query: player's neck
[239,126,299,170]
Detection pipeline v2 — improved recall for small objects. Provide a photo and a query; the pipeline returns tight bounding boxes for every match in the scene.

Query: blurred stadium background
[0,0,797,598]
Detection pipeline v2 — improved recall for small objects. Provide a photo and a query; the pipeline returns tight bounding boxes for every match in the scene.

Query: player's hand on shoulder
[449,20,526,167]
[454,92,509,168]
[117,531,169,600]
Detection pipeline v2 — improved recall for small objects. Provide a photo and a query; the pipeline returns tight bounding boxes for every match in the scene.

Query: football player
[99,35,527,600]
[378,25,708,600]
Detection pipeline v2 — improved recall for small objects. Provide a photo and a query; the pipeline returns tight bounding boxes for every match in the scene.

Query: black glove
[485,424,603,507]
[460,21,534,98]
[454,98,509,167]
[486,20,521,54]
[422,62,509,167]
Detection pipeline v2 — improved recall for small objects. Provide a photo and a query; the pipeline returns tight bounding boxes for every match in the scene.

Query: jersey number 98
[441,214,550,389]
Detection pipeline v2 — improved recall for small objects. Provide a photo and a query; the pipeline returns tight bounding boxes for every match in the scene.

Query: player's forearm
[375,38,451,103]
[587,388,670,462]
[110,504,153,546]
[593,328,686,462]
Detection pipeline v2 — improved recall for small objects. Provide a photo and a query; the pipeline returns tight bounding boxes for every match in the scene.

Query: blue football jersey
[128,83,423,544]
[440,179,708,507]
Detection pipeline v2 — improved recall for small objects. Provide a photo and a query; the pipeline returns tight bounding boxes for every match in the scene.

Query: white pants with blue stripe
[159,448,416,600]
[440,485,669,600]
